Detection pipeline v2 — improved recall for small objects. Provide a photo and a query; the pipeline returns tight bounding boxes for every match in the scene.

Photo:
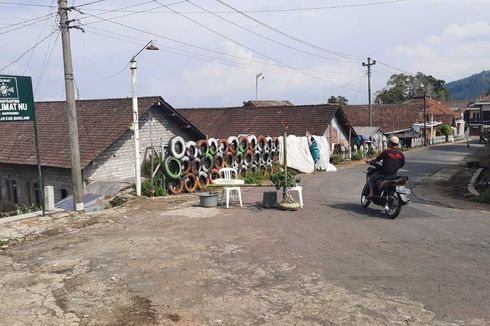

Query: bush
[269,169,300,190]
[243,170,266,185]
[141,155,161,177]
[351,153,362,161]
[109,196,126,207]
[330,154,343,165]
[141,177,167,197]
[437,124,454,137]
[472,189,490,204]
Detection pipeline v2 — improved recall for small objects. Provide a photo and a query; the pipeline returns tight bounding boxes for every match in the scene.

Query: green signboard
[0,74,35,122]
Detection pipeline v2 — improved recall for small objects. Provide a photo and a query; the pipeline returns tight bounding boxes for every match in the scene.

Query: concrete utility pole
[362,57,376,127]
[58,0,84,212]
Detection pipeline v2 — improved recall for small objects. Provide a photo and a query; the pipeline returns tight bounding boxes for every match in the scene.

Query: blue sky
[1,0,489,107]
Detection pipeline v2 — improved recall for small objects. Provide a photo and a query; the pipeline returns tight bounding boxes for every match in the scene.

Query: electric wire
[0,13,54,30]
[34,29,60,94]
[0,30,57,72]
[185,0,358,63]
[0,1,54,8]
[0,13,56,35]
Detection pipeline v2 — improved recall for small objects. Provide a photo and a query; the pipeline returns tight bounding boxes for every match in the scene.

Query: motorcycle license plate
[396,186,411,195]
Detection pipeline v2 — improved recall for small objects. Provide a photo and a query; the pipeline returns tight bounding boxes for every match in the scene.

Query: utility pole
[362,57,376,127]
[58,0,84,212]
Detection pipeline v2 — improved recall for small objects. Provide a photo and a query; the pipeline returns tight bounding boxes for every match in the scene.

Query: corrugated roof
[0,96,203,168]
[177,104,352,138]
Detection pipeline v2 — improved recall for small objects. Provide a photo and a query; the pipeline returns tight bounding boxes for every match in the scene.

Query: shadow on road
[326,202,392,219]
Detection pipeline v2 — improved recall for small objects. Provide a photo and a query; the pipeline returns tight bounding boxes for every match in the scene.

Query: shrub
[437,124,454,137]
[141,178,167,197]
[351,153,362,161]
[109,196,126,207]
[243,170,266,185]
[141,155,161,177]
[269,169,300,190]
[472,189,490,204]
[330,154,343,165]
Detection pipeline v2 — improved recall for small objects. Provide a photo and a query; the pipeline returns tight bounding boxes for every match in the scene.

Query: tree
[327,95,348,105]
[375,72,449,104]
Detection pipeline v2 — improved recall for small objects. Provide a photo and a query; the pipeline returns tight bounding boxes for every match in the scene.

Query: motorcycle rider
[367,136,405,199]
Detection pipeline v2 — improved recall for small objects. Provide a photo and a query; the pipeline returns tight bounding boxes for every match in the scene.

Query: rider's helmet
[389,136,400,147]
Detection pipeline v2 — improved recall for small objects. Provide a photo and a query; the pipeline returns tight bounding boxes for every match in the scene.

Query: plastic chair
[286,185,303,208]
[218,167,243,208]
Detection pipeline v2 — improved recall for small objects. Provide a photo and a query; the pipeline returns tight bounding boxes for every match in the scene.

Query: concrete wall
[84,106,196,182]
[0,163,72,211]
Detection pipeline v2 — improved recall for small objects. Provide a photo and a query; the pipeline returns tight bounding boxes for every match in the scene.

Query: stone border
[468,168,483,196]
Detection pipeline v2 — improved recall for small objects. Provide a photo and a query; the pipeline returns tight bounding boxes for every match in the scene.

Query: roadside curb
[468,168,483,196]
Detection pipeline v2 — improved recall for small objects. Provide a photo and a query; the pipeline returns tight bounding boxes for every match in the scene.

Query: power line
[0,1,54,7]
[76,0,107,7]
[0,13,54,30]
[377,61,412,74]
[0,30,57,72]
[185,0,358,63]
[35,30,60,95]
[84,0,407,14]
[213,0,364,61]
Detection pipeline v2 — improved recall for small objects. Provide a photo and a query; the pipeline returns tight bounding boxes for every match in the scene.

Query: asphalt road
[0,142,489,325]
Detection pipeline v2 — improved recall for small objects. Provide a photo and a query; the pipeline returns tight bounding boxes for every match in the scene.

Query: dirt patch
[449,167,478,196]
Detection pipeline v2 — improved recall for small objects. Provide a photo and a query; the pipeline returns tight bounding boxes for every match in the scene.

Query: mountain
[445,70,490,101]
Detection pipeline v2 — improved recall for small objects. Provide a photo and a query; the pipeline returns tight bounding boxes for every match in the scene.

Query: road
[0,142,489,325]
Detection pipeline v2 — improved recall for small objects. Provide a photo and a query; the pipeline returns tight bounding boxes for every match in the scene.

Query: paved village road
[0,143,489,325]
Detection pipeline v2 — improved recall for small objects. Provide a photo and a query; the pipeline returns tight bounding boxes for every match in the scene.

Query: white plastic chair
[286,185,303,208]
[218,168,243,208]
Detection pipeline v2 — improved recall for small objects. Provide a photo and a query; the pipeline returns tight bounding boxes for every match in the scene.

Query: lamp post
[255,72,264,100]
[130,40,159,196]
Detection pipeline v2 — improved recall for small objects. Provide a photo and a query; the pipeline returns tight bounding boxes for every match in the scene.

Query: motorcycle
[360,162,410,218]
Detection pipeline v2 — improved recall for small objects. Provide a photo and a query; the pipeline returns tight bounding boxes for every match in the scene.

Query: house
[343,98,459,146]
[0,96,203,211]
[466,95,490,135]
[177,104,356,151]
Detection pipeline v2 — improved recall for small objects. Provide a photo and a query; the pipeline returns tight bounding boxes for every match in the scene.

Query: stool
[221,187,243,208]
[286,186,303,208]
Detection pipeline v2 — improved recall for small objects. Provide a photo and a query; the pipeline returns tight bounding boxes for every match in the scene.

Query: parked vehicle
[360,162,410,218]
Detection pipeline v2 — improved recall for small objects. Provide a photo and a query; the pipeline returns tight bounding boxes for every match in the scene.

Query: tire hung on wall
[249,164,258,173]
[185,141,198,158]
[257,135,266,152]
[265,136,273,152]
[244,149,253,166]
[218,139,229,154]
[235,151,244,166]
[209,168,220,183]
[197,171,209,189]
[167,178,184,195]
[191,158,201,175]
[238,136,248,153]
[163,156,182,179]
[225,153,236,168]
[261,151,270,164]
[181,156,191,175]
[207,138,219,156]
[196,139,208,156]
[247,135,258,151]
[183,172,198,193]
[227,136,239,155]
[200,153,214,173]
[214,153,224,169]
[168,136,186,159]
[253,150,261,165]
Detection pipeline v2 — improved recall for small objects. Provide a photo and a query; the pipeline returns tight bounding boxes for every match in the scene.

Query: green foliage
[141,176,167,197]
[437,124,454,137]
[327,95,348,105]
[330,154,343,165]
[16,204,37,215]
[109,196,126,207]
[243,170,266,185]
[351,153,362,161]
[269,169,300,190]
[141,155,161,177]
[0,239,8,246]
[375,72,449,104]
[472,189,490,203]
[446,70,490,100]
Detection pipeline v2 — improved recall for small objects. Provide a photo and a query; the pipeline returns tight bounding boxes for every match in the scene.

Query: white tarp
[277,135,337,173]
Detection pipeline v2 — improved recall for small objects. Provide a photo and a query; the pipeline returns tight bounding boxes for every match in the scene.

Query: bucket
[199,192,219,207]
[262,191,277,208]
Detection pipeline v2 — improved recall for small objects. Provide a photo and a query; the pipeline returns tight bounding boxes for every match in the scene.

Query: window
[61,188,68,199]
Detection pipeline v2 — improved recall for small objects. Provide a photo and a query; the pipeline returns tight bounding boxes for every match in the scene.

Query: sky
[1,0,489,108]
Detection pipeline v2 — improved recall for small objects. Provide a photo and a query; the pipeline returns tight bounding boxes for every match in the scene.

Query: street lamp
[130,40,159,196]
[255,72,264,100]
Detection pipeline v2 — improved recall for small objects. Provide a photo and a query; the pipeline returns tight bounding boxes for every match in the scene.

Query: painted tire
[261,151,270,164]
[235,151,244,166]
[265,136,273,151]
[196,139,208,156]
[257,135,267,152]
[183,172,198,193]
[227,136,239,154]
[259,163,267,171]
[191,158,201,175]
[209,168,220,183]
[244,149,253,166]
[266,162,273,171]
[253,150,262,165]
[238,136,248,153]
[249,164,258,173]
[168,136,186,159]
[163,156,182,179]
[207,138,219,156]
[200,153,214,173]
[197,171,209,189]
[214,153,224,169]
[273,137,280,150]
[185,141,198,158]
[218,139,229,154]
[240,164,248,174]
[167,178,184,195]
[247,135,258,151]
[225,153,236,168]
[181,156,192,175]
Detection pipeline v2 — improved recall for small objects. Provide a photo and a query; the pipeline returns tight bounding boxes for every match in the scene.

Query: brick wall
[83,106,196,182]
[0,163,72,211]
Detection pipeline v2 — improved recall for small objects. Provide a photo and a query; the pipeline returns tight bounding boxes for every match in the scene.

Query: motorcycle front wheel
[384,189,402,219]
[361,184,371,208]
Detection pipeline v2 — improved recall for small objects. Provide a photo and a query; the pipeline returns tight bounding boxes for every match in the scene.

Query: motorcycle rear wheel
[384,190,402,219]
[361,184,371,208]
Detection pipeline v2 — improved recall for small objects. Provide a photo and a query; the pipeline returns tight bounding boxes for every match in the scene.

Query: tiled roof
[177,104,352,138]
[439,100,469,111]
[0,96,202,169]
[478,95,490,102]
[243,100,294,107]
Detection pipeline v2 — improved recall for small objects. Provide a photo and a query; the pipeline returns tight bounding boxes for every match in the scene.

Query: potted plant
[266,169,301,209]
